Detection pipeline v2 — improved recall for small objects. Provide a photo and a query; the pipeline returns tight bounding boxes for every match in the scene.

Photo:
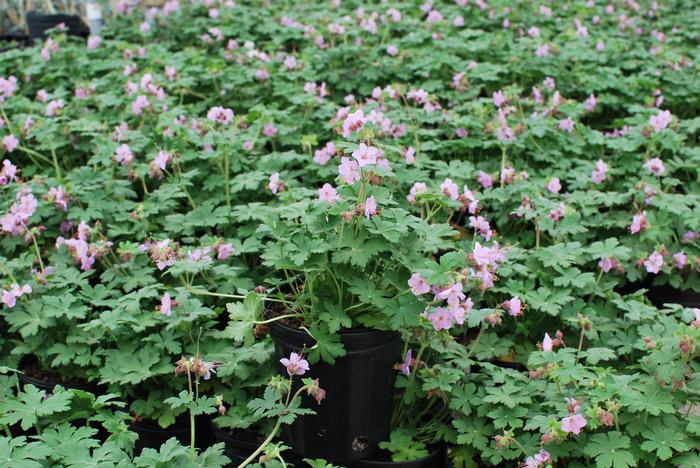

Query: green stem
[466,324,486,360]
[253,314,302,325]
[50,145,62,183]
[575,328,585,365]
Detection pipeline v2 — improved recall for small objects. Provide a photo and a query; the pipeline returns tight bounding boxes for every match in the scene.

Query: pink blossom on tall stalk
[207,106,234,125]
[338,157,360,184]
[469,216,492,240]
[47,186,68,211]
[437,283,466,311]
[503,296,522,316]
[0,76,18,102]
[644,157,665,176]
[159,292,173,316]
[649,109,672,132]
[673,252,687,269]
[477,171,494,188]
[352,143,380,167]
[263,123,277,137]
[268,172,283,194]
[644,251,664,274]
[313,141,336,165]
[406,182,426,203]
[316,183,339,204]
[523,449,550,468]
[132,95,149,115]
[408,272,430,295]
[216,243,234,260]
[280,352,309,376]
[364,196,377,219]
[114,144,134,166]
[400,349,412,376]
[561,413,587,435]
[584,94,597,112]
[492,90,506,107]
[546,177,561,193]
[2,135,19,153]
[549,203,565,222]
[558,117,575,132]
[630,211,648,234]
[403,146,416,164]
[0,159,18,185]
[428,307,452,331]
[45,99,64,117]
[440,178,459,200]
[1,283,31,308]
[591,159,608,184]
[342,109,365,137]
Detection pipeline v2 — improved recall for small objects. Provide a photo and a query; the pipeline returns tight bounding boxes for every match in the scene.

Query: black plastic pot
[269,319,400,464]
[26,11,89,41]
[19,358,102,394]
[646,284,700,309]
[352,445,448,468]
[131,414,212,455]
[210,422,303,466]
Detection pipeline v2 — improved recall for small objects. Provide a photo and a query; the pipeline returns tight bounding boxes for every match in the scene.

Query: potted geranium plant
[225,107,456,464]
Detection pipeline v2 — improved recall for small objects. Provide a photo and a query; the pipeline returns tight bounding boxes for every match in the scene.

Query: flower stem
[466,324,486,360]
[575,328,585,365]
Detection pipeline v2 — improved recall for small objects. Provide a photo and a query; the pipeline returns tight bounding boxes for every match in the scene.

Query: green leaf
[640,427,689,460]
[584,432,635,468]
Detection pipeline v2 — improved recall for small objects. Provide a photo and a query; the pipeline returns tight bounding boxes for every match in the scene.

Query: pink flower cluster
[313,141,336,165]
[56,221,111,271]
[0,75,18,102]
[591,159,608,184]
[0,159,18,184]
[207,106,234,125]
[2,283,31,308]
[1,190,37,236]
[561,398,587,435]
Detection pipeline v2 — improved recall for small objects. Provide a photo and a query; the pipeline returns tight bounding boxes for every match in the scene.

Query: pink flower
[217,243,234,260]
[114,144,134,166]
[47,186,68,211]
[263,123,277,137]
[592,159,608,184]
[437,283,466,311]
[284,56,297,69]
[493,90,506,107]
[408,273,430,295]
[477,171,493,188]
[45,99,64,117]
[503,296,522,316]
[561,414,587,435]
[400,349,412,376]
[0,159,18,184]
[584,94,597,112]
[673,252,687,269]
[452,298,472,325]
[428,307,452,331]
[559,117,575,132]
[0,76,18,102]
[318,183,340,204]
[403,146,416,164]
[455,127,468,138]
[352,143,380,167]
[644,251,664,274]
[596,40,605,51]
[132,95,149,115]
[524,449,550,468]
[386,45,399,56]
[630,211,648,234]
[550,203,565,222]
[543,77,556,90]
[207,106,234,125]
[426,10,443,23]
[342,109,365,137]
[598,257,619,273]
[338,157,360,184]
[268,172,282,194]
[280,352,309,376]
[165,66,177,81]
[407,182,427,203]
[469,216,492,240]
[454,15,464,27]
[649,110,672,132]
[644,157,665,176]
[1,283,31,308]
[2,135,18,153]
[546,177,561,193]
[364,196,377,219]
[542,333,553,351]
[159,292,173,316]
[440,178,459,200]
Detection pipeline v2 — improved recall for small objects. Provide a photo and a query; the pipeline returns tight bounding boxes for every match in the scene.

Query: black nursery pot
[269,320,400,464]
[131,414,212,455]
[26,11,89,41]
[210,422,304,466]
[646,284,700,309]
[352,444,448,468]
[19,358,101,394]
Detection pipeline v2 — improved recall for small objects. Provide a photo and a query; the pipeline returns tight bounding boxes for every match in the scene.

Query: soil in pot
[210,422,304,466]
[26,11,89,41]
[351,445,448,468]
[269,315,400,464]
[131,414,213,455]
